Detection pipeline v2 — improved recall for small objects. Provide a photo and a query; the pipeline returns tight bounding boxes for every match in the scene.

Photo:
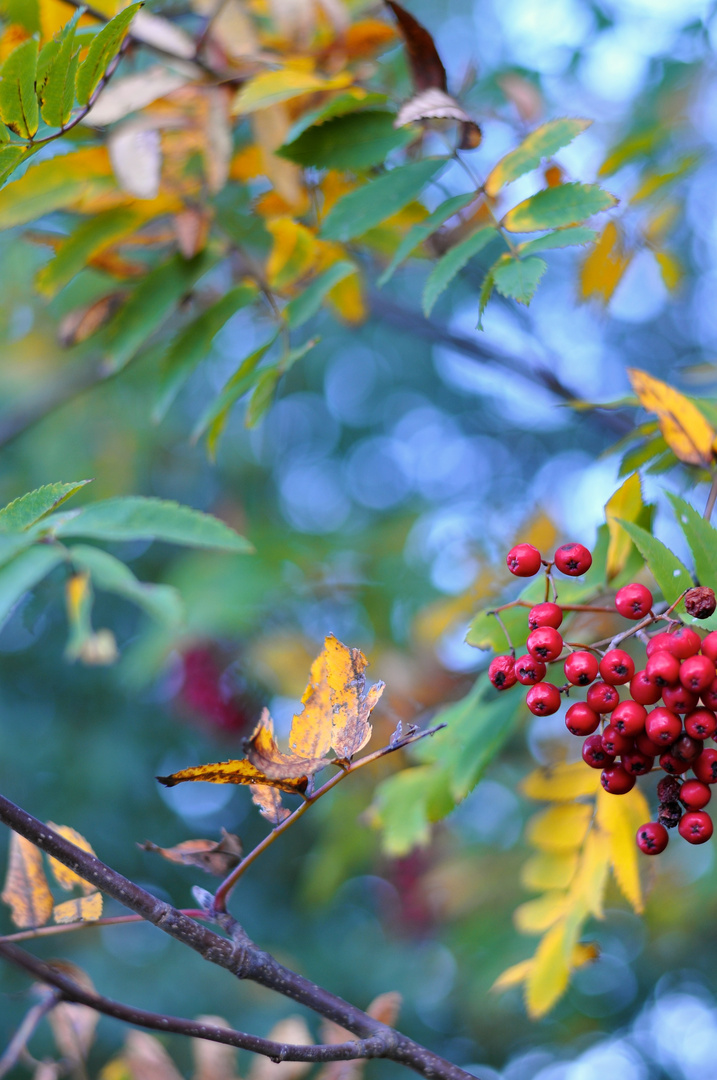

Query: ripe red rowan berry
[680,654,715,693]
[622,750,654,775]
[527,602,563,631]
[660,752,690,775]
[565,702,600,736]
[646,651,680,686]
[645,707,682,745]
[615,583,653,620]
[630,670,662,706]
[701,632,717,663]
[701,677,717,711]
[612,699,647,736]
[599,648,635,685]
[586,681,619,713]
[489,655,517,690]
[554,542,592,576]
[685,707,717,740]
[693,748,717,784]
[515,654,547,685]
[647,632,679,657]
[672,734,701,763]
[526,683,562,716]
[582,734,614,769]
[564,651,599,686]
[636,821,669,854]
[680,779,712,810]
[678,810,713,844]
[636,730,659,757]
[526,627,563,663]
[506,543,542,577]
[601,764,636,794]
[668,626,702,659]
[601,725,633,757]
[662,684,698,715]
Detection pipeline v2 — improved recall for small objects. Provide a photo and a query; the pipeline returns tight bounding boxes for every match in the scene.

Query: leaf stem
[0,909,207,944]
[705,471,717,521]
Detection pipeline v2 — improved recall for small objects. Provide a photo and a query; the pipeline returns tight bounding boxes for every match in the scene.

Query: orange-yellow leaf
[1,832,54,928]
[327,270,365,324]
[526,803,592,853]
[596,784,649,914]
[53,892,104,924]
[570,827,611,921]
[492,940,598,996]
[266,216,317,290]
[520,850,579,892]
[323,634,384,758]
[247,709,331,779]
[521,762,601,802]
[580,221,630,303]
[251,784,291,826]
[655,251,682,292]
[229,143,264,182]
[344,20,396,58]
[156,756,309,796]
[628,367,715,468]
[514,890,567,935]
[138,830,243,876]
[46,823,97,895]
[232,68,352,115]
[604,471,644,581]
[289,646,334,759]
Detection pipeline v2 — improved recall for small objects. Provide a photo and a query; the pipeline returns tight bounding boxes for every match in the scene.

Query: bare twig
[0,910,206,944]
[0,987,60,1079]
[705,471,717,521]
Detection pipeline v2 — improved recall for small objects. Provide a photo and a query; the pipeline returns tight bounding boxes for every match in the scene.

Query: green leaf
[284,261,355,328]
[277,110,412,171]
[518,226,597,256]
[51,497,253,553]
[283,90,388,144]
[485,118,591,196]
[370,765,452,856]
[0,546,64,630]
[422,227,498,316]
[193,337,278,456]
[320,157,447,243]
[36,207,142,298]
[477,270,494,329]
[68,544,184,627]
[0,480,92,533]
[0,0,39,33]
[378,192,475,287]
[244,339,319,429]
[0,144,29,187]
[0,38,39,139]
[39,10,82,127]
[75,2,143,107]
[668,494,717,592]
[105,250,219,373]
[502,183,617,233]
[0,533,38,570]
[153,283,259,422]
[492,253,547,304]
[0,148,114,228]
[617,519,692,605]
[618,433,668,477]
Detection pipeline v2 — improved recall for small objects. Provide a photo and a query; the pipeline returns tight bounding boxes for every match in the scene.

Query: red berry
[601,725,633,757]
[515,654,547,685]
[645,707,682,745]
[668,626,702,659]
[586,681,619,713]
[554,542,592,576]
[646,632,679,657]
[526,683,562,716]
[565,702,600,736]
[527,602,563,631]
[662,684,699,714]
[599,649,635,686]
[701,632,717,663]
[636,821,669,854]
[622,750,654,775]
[582,734,615,769]
[630,670,662,706]
[615,583,653,620]
[678,810,713,844]
[680,779,712,810]
[659,752,690,775]
[685,707,717,740]
[601,764,636,794]
[635,730,659,757]
[612,699,647,736]
[526,627,563,663]
[564,651,599,686]
[672,734,701,762]
[506,543,542,577]
[693,748,717,784]
[646,651,681,686]
[701,677,717,711]
[489,655,517,691]
[680,654,716,693]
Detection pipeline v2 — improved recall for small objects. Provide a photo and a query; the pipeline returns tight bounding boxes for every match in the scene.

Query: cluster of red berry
[488,540,717,856]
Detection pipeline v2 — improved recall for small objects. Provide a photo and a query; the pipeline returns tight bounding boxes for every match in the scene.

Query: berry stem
[488,610,516,654]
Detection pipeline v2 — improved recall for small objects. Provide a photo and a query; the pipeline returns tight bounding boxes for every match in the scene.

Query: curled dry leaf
[384,1,446,92]
[249,1017,313,1080]
[131,10,198,61]
[139,829,243,876]
[246,709,332,779]
[1,831,54,929]
[157,757,309,796]
[46,962,99,1065]
[59,296,127,348]
[192,1016,240,1080]
[251,784,291,825]
[395,87,471,129]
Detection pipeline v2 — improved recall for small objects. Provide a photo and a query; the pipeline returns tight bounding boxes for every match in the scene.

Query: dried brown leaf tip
[384,1,446,92]
[139,829,243,876]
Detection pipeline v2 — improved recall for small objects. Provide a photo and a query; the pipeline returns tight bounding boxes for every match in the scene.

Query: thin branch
[212,723,445,912]
[0,795,476,1080]
[0,987,60,1079]
[0,942,384,1064]
[0,909,207,944]
[705,471,717,521]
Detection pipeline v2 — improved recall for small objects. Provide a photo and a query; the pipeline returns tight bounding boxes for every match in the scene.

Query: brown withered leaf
[46,823,97,895]
[324,635,384,759]
[251,784,291,826]
[175,207,211,258]
[395,87,471,128]
[53,892,103,925]
[123,1030,184,1080]
[157,756,309,796]
[384,1,446,92]
[58,293,126,347]
[139,829,243,876]
[47,963,99,1064]
[192,1015,240,1080]
[1,832,54,929]
[246,709,331,779]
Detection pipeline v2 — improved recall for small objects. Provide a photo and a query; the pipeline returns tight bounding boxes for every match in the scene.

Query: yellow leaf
[525,919,571,1018]
[526,803,593,853]
[266,216,317,290]
[247,708,332,778]
[580,221,630,303]
[289,643,334,759]
[514,890,568,935]
[643,202,679,244]
[1,832,54,928]
[0,148,115,230]
[344,20,396,58]
[491,958,534,993]
[323,634,384,758]
[157,754,310,796]
[569,827,611,921]
[251,784,291,826]
[326,269,365,324]
[628,367,715,468]
[655,251,682,292]
[522,762,601,802]
[229,143,265,182]
[520,851,579,892]
[46,823,97,895]
[252,105,307,209]
[53,892,103,924]
[596,785,649,914]
[232,68,352,115]
[604,472,644,581]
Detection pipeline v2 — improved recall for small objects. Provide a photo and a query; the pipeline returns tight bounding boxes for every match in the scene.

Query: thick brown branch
[0,942,383,1064]
[0,795,476,1080]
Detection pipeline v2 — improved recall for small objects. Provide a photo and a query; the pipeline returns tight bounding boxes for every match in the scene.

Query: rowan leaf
[520,851,579,892]
[0,38,39,139]
[68,544,184,627]
[36,207,143,298]
[514,891,568,935]
[595,785,649,914]
[325,633,384,758]
[605,472,644,581]
[285,261,356,328]
[485,118,591,197]
[75,3,143,107]
[668,493,717,599]
[321,157,447,242]
[0,546,65,631]
[378,192,475,286]
[502,182,617,233]
[157,757,309,797]
[521,762,601,802]
[422,226,498,316]
[491,942,597,996]
[247,708,332,779]
[283,90,389,144]
[580,221,630,302]
[371,765,452,856]
[524,919,572,1018]
[191,336,278,455]
[618,519,692,606]
[139,830,243,876]
[39,11,81,127]
[0,480,91,532]
[1,831,54,928]
[277,110,412,171]
[0,147,114,228]
[232,69,352,115]
[526,803,592,853]
[53,892,103,924]
[46,823,97,894]
[266,217,317,290]
[628,367,716,468]
[251,785,291,826]
[491,253,547,305]
[517,226,596,256]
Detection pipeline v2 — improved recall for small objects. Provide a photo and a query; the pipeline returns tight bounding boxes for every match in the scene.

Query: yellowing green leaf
[520,851,579,892]
[502,183,617,233]
[526,803,592,853]
[524,919,571,1018]
[522,762,601,802]
[1,831,54,928]
[266,216,317,290]
[605,471,644,581]
[0,38,39,138]
[75,2,143,107]
[514,890,568,935]
[46,822,97,894]
[628,367,716,468]
[36,207,143,298]
[596,785,649,914]
[157,755,309,796]
[0,479,92,532]
[53,891,103,924]
[0,147,114,229]
[655,250,682,291]
[232,68,352,115]
[485,118,591,197]
[39,10,81,127]
[580,221,630,303]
